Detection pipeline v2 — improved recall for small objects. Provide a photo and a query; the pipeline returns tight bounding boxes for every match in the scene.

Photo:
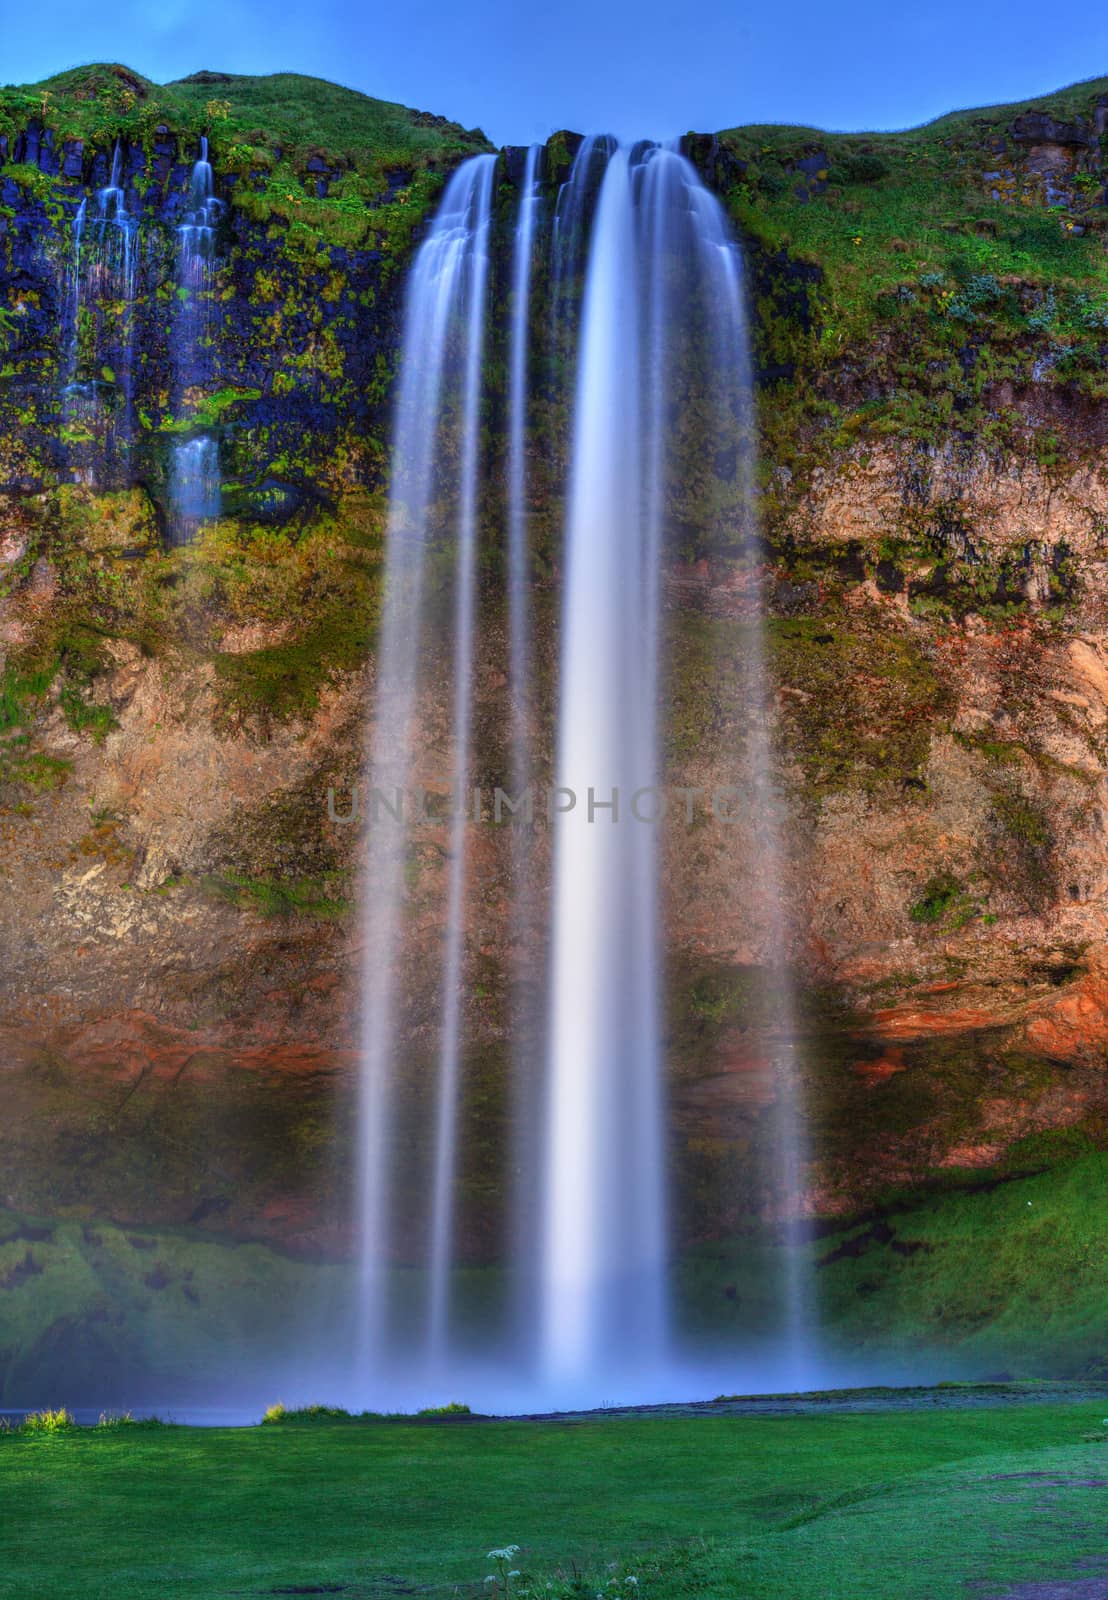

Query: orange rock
[852,1048,906,1083]
[868,1003,1004,1040]
[1025,948,1108,1058]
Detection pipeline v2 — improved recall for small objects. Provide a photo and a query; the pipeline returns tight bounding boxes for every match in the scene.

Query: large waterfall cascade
[355,136,812,1407]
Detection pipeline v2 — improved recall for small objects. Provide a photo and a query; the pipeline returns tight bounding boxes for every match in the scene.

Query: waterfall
[170,137,224,544]
[61,143,138,481]
[179,138,222,287]
[62,197,86,380]
[95,140,138,453]
[356,153,497,1373]
[506,143,544,1342]
[507,145,542,798]
[176,134,223,380]
[94,141,137,303]
[550,134,615,340]
[424,153,496,1363]
[542,142,667,1383]
[352,137,812,1407]
[167,435,221,539]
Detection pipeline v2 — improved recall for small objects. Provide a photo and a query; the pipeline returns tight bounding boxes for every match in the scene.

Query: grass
[714,74,1108,489]
[2,1398,1107,1596]
[722,79,1108,345]
[0,63,485,180]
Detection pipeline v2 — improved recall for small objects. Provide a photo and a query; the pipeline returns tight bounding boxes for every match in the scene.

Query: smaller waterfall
[61,143,138,481]
[60,198,88,470]
[507,145,542,789]
[63,198,86,367]
[169,137,224,542]
[93,142,138,302]
[178,137,223,286]
[176,135,223,382]
[550,135,616,334]
[167,436,221,547]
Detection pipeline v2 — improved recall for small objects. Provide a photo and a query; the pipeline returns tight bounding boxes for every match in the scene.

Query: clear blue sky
[5,0,1108,148]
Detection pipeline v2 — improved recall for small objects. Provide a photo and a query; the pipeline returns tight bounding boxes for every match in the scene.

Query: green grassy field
[2,1396,1107,1598]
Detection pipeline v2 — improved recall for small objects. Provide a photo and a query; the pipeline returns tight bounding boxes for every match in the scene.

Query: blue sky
[4,0,1108,148]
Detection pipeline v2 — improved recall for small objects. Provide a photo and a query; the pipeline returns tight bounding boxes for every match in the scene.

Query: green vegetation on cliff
[712,76,1108,500]
[0,63,488,202]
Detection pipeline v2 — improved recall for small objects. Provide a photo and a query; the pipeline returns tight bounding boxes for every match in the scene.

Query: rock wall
[2,67,1108,1390]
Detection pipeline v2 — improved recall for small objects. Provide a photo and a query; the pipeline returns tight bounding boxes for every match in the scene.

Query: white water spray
[357,154,497,1372]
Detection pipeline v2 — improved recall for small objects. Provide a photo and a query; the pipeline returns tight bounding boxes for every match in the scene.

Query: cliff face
[1,66,1107,1395]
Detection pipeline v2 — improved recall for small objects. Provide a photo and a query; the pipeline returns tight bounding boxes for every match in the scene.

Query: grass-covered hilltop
[1,63,1107,1400]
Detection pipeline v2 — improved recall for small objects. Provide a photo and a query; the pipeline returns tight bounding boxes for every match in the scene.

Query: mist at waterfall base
[334,136,820,1417]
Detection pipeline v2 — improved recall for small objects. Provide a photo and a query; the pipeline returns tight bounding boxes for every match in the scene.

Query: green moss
[815,1154,1108,1376]
[991,787,1050,849]
[58,688,117,744]
[155,388,261,435]
[212,608,372,724]
[982,783,1054,910]
[909,872,967,924]
[198,871,351,920]
[5,752,71,791]
[767,616,949,798]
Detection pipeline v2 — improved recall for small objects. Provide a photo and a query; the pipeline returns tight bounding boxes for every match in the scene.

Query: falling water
[539,139,811,1391]
[507,145,542,796]
[176,135,223,382]
[424,153,496,1363]
[61,143,138,479]
[550,134,615,339]
[505,144,544,1340]
[357,154,497,1372]
[59,198,87,466]
[62,197,86,379]
[94,141,138,302]
[542,143,667,1384]
[170,137,224,542]
[179,138,223,281]
[353,137,812,1405]
[167,435,222,545]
